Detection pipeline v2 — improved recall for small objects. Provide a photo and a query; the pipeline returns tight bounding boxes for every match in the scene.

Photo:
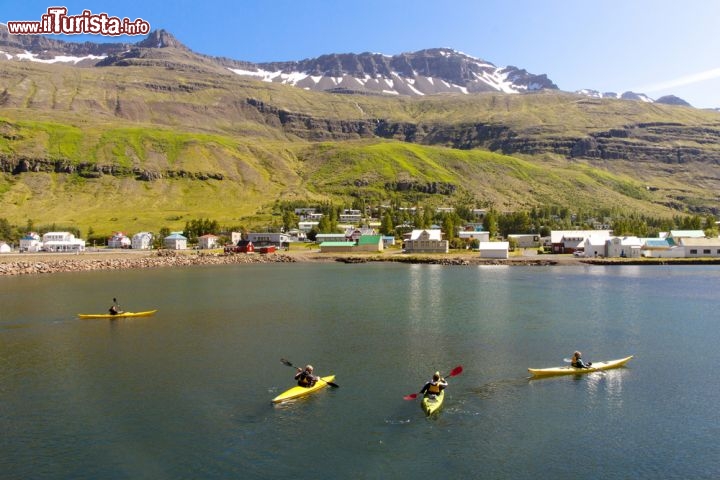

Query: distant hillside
[0,28,719,236]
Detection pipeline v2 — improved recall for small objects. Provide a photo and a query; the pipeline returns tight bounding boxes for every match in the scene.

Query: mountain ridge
[0,26,695,106]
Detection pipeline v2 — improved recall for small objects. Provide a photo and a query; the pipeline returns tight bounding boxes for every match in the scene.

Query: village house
[678,237,720,258]
[42,232,86,252]
[356,235,384,252]
[339,209,362,224]
[131,232,154,250]
[19,232,42,252]
[198,234,219,250]
[298,221,319,233]
[607,236,644,258]
[319,241,355,253]
[478,241,509,259]
[404,229,449,254]
[507,234,540,248]
[460,230,490,243]
[164,232,187,250]
[551,230,612,253]
[107,232,131,249]
[316,233,347,243]
[246,232,290,248]
[0,241,11,253]
[346,227,375,242]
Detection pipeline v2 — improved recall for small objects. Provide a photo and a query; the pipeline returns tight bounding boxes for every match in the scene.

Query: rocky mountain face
[225,48,559,96]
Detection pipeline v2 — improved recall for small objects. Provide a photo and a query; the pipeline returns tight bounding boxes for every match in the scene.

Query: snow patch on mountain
[0,49,107,64]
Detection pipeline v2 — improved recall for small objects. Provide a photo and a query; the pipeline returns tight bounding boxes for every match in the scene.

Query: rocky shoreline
[0,250,298,276]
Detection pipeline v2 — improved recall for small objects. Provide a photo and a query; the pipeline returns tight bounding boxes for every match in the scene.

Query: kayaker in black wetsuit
[420,371,448,396]
[109,297,122,315]
[295,364,318,387]
[571,351,592,368]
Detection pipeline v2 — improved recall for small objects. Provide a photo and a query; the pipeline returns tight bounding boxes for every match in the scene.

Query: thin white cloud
[636,67,720,93]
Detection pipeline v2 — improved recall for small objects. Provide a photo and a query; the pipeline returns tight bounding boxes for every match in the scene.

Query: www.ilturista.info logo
[6,7,150,36]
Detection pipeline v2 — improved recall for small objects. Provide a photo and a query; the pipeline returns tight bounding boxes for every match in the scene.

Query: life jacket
[298,372,316,387]
[427,381,442,394]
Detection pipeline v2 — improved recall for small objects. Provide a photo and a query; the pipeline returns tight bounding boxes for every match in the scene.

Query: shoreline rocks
[0,251,297,276]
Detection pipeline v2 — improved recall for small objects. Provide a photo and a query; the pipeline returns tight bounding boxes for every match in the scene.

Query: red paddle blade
[403,393,419,400]
[448,365,463,377]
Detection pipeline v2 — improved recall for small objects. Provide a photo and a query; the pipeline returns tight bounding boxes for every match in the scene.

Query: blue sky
[4,1,720,108]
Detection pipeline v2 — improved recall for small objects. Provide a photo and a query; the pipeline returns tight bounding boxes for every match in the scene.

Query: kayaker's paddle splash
[404,365,463,416]
[272,358,338,404]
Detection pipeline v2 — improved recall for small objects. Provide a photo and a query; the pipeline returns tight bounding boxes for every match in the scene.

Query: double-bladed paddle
[403,365,463,400]
[280,358,339,388]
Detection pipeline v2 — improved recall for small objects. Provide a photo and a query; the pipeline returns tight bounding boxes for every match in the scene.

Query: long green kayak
[77,310,158,319]
[528,355,634,377]
[272,375,336,404]
[421,390,445,415]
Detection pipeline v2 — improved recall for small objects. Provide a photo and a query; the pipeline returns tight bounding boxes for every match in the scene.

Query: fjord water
[1,263,719,479]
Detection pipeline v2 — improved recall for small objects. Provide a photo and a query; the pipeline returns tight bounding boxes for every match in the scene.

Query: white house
[460,230,490,243]
[679,237,720,258]
[404,229,449,254]
[42,232,86,252]
[298,221,319,233]
[108,232,131,249]
[198,234,219,250]
[479,241,509,259]
[507,234,539,248]
[246,232,290,247]
[551,230,612,253]
[316,233,347,243]
[131,232,154,250]
[19,232,42,252]
[607,236,643,258]
[164,233,187,250]
[339,209,362,224]
[0,242,11,253]
[666,230,705,243]
[583,235,608,258]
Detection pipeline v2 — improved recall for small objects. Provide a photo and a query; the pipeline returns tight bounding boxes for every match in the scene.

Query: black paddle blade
[280,358,294,367]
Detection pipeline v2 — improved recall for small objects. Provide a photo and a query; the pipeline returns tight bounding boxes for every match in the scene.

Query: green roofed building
[356,235,384,252]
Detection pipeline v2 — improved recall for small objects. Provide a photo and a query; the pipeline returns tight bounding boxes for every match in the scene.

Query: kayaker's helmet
[305,365,314,372]
[433,371,440,381]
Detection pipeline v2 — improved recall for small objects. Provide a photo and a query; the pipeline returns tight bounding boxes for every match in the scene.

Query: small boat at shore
[77,310,158,319]
[528,355,634,377]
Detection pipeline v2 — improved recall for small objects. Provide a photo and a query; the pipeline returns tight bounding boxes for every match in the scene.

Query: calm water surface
[1,263,719,479]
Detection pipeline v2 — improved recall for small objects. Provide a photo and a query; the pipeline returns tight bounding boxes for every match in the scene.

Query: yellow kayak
[528,355,634,377]
[421,390,445,416]
[272,375,336,403]
[77,310,158,319]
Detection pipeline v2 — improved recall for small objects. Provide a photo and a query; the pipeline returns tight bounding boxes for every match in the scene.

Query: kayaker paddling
[420,371,448,397]
[108,297,123,316]
[570,351,592,369]
[295,364,318,388]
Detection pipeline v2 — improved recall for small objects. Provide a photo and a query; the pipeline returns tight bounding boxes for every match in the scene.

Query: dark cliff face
[244,98,720,165]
